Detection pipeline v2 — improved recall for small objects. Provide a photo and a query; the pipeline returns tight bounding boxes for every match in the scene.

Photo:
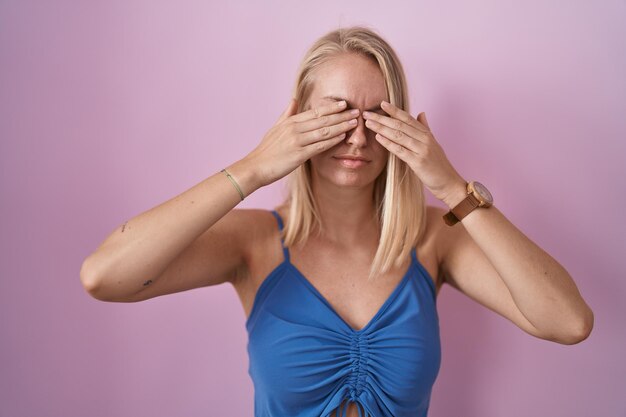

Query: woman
[80,26,594,417]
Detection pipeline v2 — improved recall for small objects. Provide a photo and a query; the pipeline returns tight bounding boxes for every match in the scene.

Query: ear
[417,112,430,129]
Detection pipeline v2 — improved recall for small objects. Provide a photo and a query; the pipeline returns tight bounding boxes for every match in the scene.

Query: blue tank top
[245,210,441,417]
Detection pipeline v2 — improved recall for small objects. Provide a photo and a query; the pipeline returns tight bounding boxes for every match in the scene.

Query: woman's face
[304,53,390,190]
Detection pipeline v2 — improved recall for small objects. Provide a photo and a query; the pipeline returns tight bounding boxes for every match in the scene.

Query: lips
[333,154,370,162]
[334,156,370,168]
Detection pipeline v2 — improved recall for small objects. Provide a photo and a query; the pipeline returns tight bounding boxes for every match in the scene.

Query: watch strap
[443,184,481,226]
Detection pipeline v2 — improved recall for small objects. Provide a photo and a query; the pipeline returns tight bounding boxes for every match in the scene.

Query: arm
[79,158,262,302]
[438,182,594,345]
[79,99,361,302]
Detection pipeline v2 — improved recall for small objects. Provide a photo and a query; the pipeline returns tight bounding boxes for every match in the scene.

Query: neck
[310,174,380,246]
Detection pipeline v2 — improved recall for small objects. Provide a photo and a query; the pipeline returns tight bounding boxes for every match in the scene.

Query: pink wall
[1,1,624,416]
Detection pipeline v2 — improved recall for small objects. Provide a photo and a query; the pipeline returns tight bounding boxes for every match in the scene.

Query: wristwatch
[442,181,493,226]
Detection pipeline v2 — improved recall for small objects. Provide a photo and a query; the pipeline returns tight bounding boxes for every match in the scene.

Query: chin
[314,162,383,188]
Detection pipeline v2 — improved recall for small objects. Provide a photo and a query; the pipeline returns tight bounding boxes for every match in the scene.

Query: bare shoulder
[425,204,449,233]
[229,208,281,282]
[230,207,286,319]
[231,206,290,283]
[423,205,451,290]
[425,205,447,229]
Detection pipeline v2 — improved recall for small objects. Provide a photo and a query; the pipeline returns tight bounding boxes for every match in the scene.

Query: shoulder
[229,208,288,311]
[219,207,275,244]
[228,208,284,283]
[424,204,451,268]
[425,204,447,222]
[425,205,447,238]
[426,204,473,275]
[229,207,281,251]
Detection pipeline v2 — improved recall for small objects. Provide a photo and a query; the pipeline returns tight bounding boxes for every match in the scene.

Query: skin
[270,54,434,417]
[250,52,593,345]
[268,51,595,346]
[262,52,593,416]
[263,53,429,328]
[358,75,594,346]
[235,55,443,359]
[303,52,391,245]
[81,46,594,417]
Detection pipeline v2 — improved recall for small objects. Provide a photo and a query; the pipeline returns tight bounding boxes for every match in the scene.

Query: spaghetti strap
[270,210,290,262]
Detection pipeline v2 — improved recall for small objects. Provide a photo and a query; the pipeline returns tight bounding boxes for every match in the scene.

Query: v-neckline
[286,257,415,334]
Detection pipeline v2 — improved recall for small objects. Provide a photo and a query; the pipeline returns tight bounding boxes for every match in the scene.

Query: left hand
[363,100,466,203]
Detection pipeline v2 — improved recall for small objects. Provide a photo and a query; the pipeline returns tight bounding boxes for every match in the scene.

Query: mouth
[333,157,370,168]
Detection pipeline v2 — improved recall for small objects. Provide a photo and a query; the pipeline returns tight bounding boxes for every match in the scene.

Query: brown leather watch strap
[443,192,481,226]
[442,211,458,226]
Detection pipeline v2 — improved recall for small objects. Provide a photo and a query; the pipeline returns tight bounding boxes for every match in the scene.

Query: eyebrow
[321,95,384,112]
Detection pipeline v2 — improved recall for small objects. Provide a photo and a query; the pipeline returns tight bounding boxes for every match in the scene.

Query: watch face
[473,182,493,204]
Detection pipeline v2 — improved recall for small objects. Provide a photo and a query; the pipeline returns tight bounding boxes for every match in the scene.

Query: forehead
[308,54,388,108]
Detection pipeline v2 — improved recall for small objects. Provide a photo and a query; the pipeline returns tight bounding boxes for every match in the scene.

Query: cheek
[372,137,389,156]
[318,140,344,157]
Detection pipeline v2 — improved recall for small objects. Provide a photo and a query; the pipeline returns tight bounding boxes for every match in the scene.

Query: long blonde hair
[278,25,428,281]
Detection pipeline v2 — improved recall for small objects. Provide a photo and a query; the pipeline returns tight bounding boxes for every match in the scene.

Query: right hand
[244,99,360,187]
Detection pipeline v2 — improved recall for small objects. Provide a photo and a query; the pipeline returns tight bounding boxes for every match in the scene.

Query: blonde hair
[278,25,428,281]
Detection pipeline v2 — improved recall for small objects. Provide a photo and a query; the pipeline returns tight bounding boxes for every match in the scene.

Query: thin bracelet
[221,168,245,201]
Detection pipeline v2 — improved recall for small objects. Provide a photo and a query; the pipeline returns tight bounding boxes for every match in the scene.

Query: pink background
[1,1,624,416]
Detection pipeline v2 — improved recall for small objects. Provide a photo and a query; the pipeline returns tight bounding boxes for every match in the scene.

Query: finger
[367,117,428,157]
[303,132,347,155]
[375,133,420,166]
[291,100,347,123]
[300,117,358,145]
[365,115,426,153]
[379,101,430,133]
[295,108,360,133]
[363,112,427,141]
[276,98,298,124]
[417,112,430,129]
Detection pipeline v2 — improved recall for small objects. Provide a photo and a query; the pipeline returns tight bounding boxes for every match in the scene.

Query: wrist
[442,180,468,209]
[224,159,263,198]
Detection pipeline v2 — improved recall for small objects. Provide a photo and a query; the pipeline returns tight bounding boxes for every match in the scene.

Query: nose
[345,114,369,146]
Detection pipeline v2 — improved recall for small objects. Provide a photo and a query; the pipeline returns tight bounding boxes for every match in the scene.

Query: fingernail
[337,100,347,107]
[381,100,390,107]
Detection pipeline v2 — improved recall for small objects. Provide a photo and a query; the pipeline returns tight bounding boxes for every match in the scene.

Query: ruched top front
[245,210,441,417]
